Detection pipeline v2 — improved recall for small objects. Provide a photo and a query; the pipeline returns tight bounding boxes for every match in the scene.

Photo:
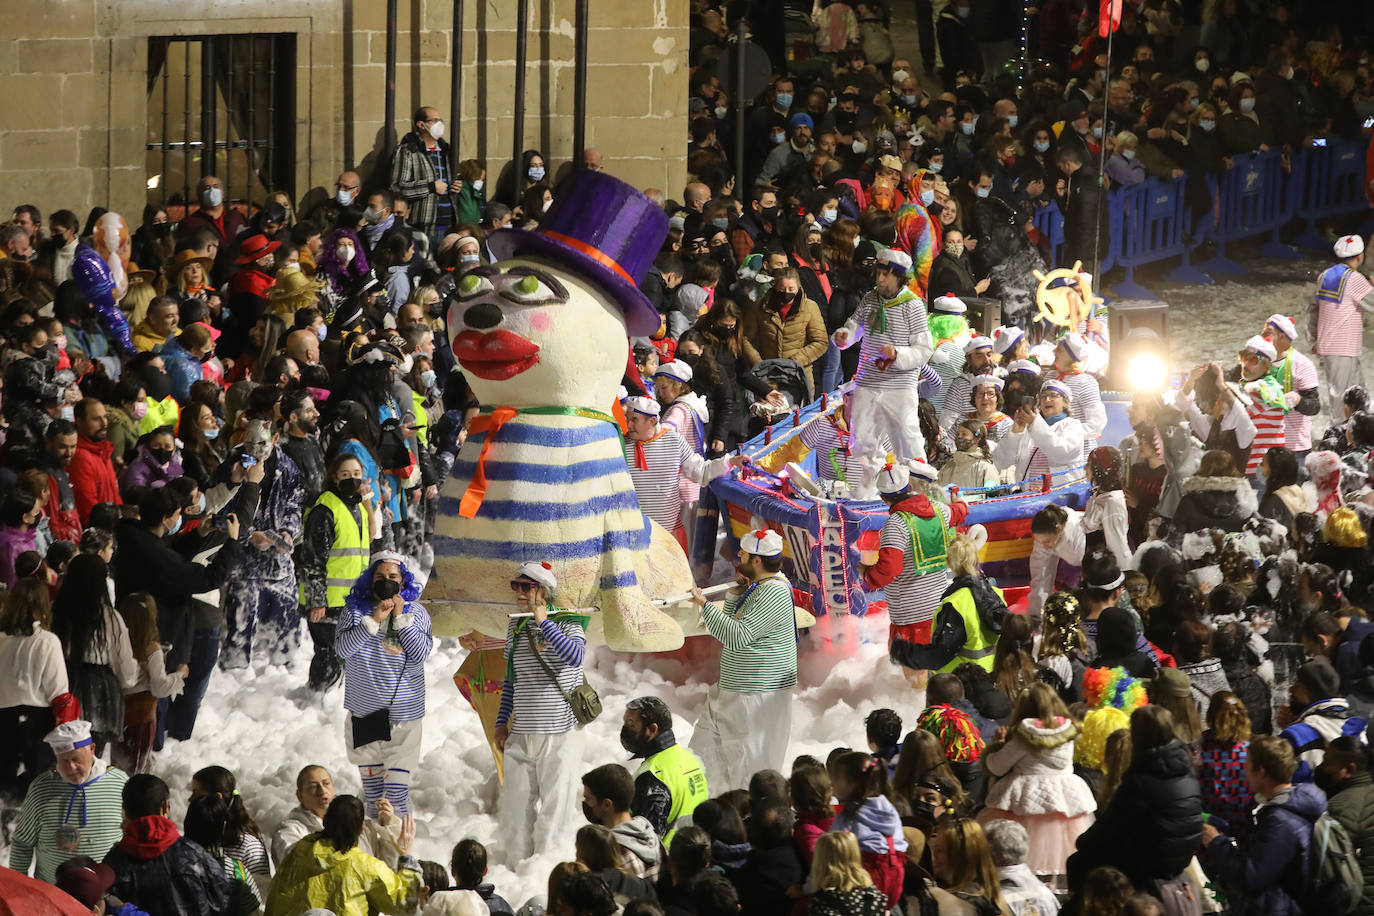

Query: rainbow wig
[917,704,985,763]
[1081,666,1149,712]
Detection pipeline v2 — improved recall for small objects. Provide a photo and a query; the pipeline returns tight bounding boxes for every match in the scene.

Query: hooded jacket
[890,573,1005,672]
[1327,769,1374,915]
[1089,606,1157,678]
[69,434,121,523]
[266,835,420,916]
[119,444,185,491]
[1204,782,1327,916]
[611,815,663,879]
[1068,738,1202,893]
[103,816,232,916]
[1172,475,1258,534]
[831,794,909,856]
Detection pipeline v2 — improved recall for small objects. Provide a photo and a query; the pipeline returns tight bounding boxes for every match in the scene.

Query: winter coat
[159,338,204,403]
[983,717,1097,817]
[831,795,908,857]
[388,131,458,235]
[928,250,980,300]
[1199,736,1254,841]
[70,435,122,523]
[590,866,657,904]
[1178,658,1232,720]
[937,449,1001,490]
[1259,483,1309,527]
[1204,782,1327,916]
[891,574,1006,672]
[119,445,185,491]
[809,885,891,916]
[1067,738,1202,892]
[266,835,421,916]
[1282,697,1366,775]
[103,816,232,916]
[611,815,662,879]
[794,810,835,867]
[744,294,829,368]
[422,889,487,916]
[107,406,142,467]
[737,844,804,916]
[1327,770,1374,916]
[113,519,241,668]
[1060,165,1109,267]
[1087,607,1156,679]
[1172,475,1257,534]
[1222,659,1272,735]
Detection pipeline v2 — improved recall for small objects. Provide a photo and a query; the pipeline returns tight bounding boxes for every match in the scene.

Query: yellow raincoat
[265,835,420,916]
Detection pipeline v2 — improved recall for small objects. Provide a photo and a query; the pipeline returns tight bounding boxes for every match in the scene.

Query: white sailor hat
[964,336,994,354]
[740,528,784,557]
[876,248,914,275]
[1058,332,1090,363]
[877,462,911,494]
[972,373,1005,390]
[932,295,967,314]
[992,326,1024,355]
[625,396,661,418]
[1334,234,1364,258]
[655,360,694,384]
[44,720,94,755]
[1007,359,1041,375]
[1242,335,1277,363]
[1041,379,1072,399]
[908,458,939,482]
[516,560,558,592]
[1266,314,1297,341]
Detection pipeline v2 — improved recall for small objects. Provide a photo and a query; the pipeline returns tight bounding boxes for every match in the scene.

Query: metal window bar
[147,34,295,212]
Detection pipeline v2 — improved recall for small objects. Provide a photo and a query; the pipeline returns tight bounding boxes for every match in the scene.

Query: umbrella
[0,866,92,916]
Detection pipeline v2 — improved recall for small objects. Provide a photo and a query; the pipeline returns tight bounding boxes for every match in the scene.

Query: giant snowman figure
[429,172,694,651]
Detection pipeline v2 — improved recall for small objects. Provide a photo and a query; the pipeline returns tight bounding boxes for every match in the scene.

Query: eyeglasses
[509,580,536,593]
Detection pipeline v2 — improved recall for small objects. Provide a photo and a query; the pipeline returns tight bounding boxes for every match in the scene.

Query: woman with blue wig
[336,550,432,818]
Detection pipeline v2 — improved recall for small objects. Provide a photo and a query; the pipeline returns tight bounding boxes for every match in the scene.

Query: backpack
[1308,811,1364,914]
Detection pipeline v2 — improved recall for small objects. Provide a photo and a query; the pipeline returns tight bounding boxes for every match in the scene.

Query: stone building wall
[0,0,688,221]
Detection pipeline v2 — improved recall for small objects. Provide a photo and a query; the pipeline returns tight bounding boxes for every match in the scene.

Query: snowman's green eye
[516,274,539,295]
[457,273,493,299]
[501,268,566,305]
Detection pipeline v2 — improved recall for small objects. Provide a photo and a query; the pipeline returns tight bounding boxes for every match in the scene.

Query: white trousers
[500,728,586,861]
[689,685,793,793]
[850,386,924,499]
[1321,354,1364,404]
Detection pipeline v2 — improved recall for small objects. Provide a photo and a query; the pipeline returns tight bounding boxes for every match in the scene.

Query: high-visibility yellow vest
[299,490,368,608]
[139,395,180,436]
[411,391,430,448]
[635,742,710,846]
[934,584,1004,675]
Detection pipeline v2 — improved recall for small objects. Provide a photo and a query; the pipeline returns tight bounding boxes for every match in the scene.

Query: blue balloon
[71,243,135,357]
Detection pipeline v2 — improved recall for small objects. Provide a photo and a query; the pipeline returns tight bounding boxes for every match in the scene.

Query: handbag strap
[525,623,583,711]
[382,615,409,709]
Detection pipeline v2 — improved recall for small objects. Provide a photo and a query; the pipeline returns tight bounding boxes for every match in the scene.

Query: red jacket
[43,473,81,543]
[69,435,121,523]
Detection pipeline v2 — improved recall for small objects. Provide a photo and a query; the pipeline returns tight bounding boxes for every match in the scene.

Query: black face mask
[336,477,363,501]
[141,369,172,402]
[373,578,401,600]
[760,205,781,222]
[151,223,171,238]
[911,799,937,824]
[149,447,175,465]
[1313,767,1345,797]
[773,289,798,307]
[582,801,601,825]
[620,725,649,756]
[809,242,823,260]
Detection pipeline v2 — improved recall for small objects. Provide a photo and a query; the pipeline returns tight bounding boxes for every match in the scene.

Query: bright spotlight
[1127,353,1168,392]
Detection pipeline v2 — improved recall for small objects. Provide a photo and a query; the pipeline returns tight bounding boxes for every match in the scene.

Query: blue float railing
[1109,176,1211,300]
[1293,139,1369,251]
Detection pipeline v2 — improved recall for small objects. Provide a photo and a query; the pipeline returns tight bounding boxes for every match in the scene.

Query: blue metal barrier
[1294,139,1369,251]
[1108,177,1212,300]
[1032,201,1064,268]
[1195,148,1300,276]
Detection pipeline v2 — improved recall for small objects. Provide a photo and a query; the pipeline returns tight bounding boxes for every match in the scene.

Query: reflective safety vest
[299,490,368,608]
[635,742,710,846]
[139,395,180,437]
[934,583,1004,674]
[411,391,430,448]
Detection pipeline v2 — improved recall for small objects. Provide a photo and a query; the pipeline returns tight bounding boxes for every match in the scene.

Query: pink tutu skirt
[977,807,1095,876]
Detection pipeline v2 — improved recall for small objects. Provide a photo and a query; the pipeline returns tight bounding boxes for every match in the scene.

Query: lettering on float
[819,502,849,616]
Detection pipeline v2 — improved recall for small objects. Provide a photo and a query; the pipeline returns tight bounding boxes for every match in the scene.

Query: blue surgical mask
[921,189,935,206]
[1007,115,1019,128]
[1199,119,1216,132]
[167,514,182,536]
[775,92,793,109]
[956,5,971,17]
[975,186,991,198]
[420,369,437,389]
[1092,126,1104,139]
[902,94,919,106]
[336,189,352,206]
[528,166,546,181]
[460,253,480,267]
[960,121,975,136]
[315,324,327,341]
[1122,148,1136,160]
[1033,139,1050,153]
[202,187,223,208]
[821,207,838,224]
[929,161,943,173]
[770,130,786,145]
[1240,97,1256,112]
[203,425,220,440]
[712,217,729,230]
[59,406,75,422]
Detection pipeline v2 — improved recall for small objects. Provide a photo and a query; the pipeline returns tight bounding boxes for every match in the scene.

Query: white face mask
[336,189,353,206]
[429,119,446,139]
[1196,58,1209,73]
[1007,115,1019,128]
[1240,97,1256,112]
[851,140,868,154]
[921,189,935,206]
[1122,148,1136,160]
[715,106,729,119]
[975,186,991,198]
[472,179,484,192]
[528,166,546,181]
[892,69,911,85]
[930,161,943,173]
[202,187,223,208]
[822,207,838,223]
[336,244,355,264]
[960,121,975,136]
[1034,139,1050,152]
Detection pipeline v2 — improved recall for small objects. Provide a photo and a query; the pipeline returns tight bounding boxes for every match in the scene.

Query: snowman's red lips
[453,330,541,380]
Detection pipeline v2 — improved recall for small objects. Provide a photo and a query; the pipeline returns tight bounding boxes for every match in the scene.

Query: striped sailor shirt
[337,600,433,723]
[497,616,587,735]
[624,429,731,533]
[703,575,797,692]
[1315,269,1373,357]
[939,373,975,435]
[928,341,966,412]
[9,762,129,883]
[1244,399,1287,477]
[877,502,953,626]
[839,288,934,393]
[800,415,868,484]
[1273,348,1319,452]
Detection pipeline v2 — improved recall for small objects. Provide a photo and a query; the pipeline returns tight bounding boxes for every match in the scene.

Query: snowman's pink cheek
[529,311,552,333]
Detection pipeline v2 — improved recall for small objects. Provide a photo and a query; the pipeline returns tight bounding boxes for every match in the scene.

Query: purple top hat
[488,170,668,336]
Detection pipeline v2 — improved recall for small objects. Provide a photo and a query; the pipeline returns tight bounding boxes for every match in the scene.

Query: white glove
[930,348,952,366]
[1284,391,1301,409]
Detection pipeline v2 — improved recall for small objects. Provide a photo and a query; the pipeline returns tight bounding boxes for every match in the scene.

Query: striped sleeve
[706,579,798,691]
[704,588,789,648]
[538,618,586,667]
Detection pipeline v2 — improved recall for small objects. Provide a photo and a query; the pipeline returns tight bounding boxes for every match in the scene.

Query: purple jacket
[0,524,36,587]
[119,446,184,491]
